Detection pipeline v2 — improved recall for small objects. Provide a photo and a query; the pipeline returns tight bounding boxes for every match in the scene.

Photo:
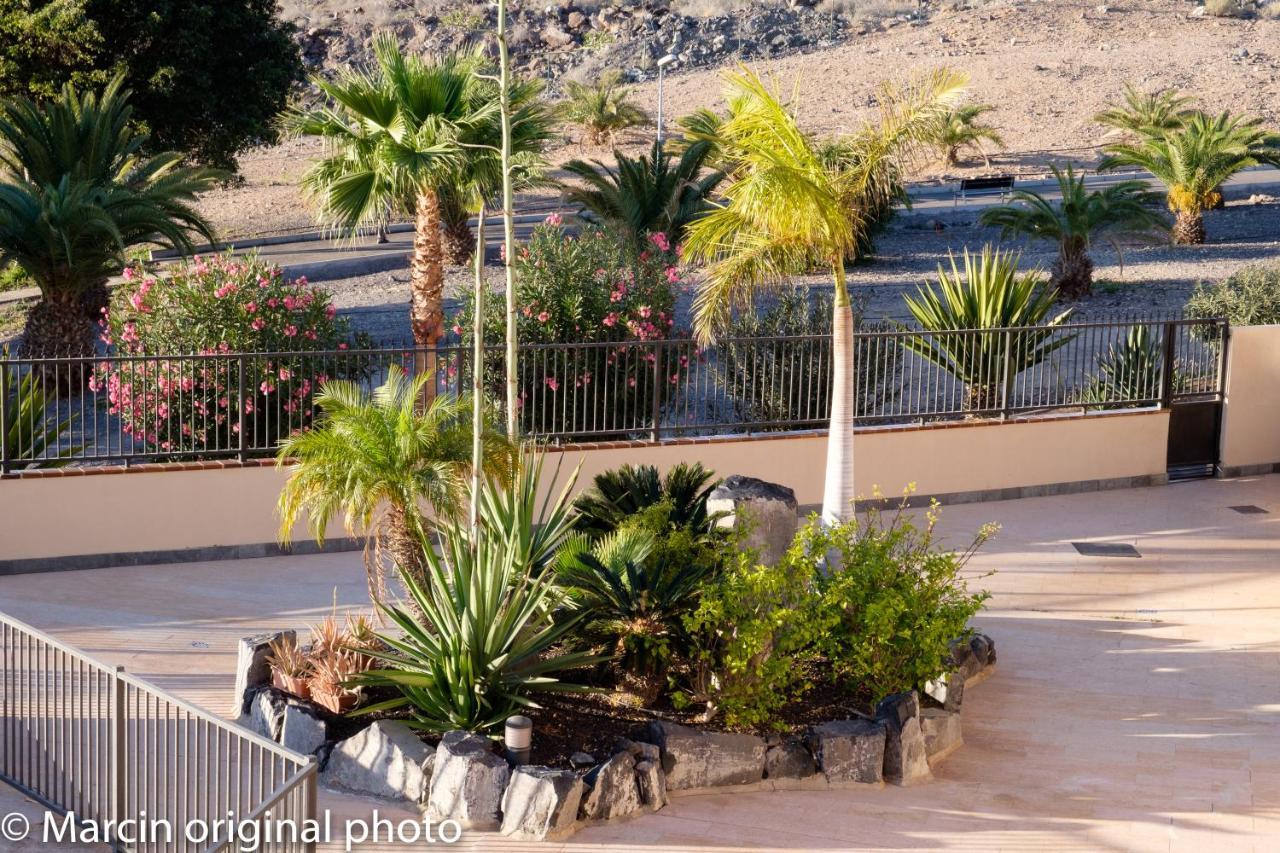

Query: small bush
[1204,0,1249,17]
[1262,1,1280,19]
[1185,263,1280,329]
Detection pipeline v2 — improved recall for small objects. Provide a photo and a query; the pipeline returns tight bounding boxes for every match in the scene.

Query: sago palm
[572,462,722,537]
[903,245,1075,412]
[930,103,1004,168]
[979,164,1166,297]
[0,78,219,360]
[1099,111,1280,245]
[277,365,515,605]
[561,140,725,245]
[561,71,649,146]
[1094,84,1195,140]
[684,66,965,523]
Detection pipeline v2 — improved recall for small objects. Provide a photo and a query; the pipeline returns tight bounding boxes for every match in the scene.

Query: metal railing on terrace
[0,316,1227,470]
[0,611,317,852]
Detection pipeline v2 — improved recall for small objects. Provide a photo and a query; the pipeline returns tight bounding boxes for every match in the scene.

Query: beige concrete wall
[1221,324,1280,471]
[0,410,1169,565]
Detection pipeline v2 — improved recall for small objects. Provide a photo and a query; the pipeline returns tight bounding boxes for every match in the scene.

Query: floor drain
[1072,542,1141,558]
[1229,505,1269,515]
[190,641,210,649]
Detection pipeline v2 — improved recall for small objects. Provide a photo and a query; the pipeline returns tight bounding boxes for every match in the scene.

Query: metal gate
[1164,319,1228,481]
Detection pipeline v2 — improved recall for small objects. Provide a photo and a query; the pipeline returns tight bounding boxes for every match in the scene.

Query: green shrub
[1185,264,1280,329]
[1204,0,1249,17]
[0,262,29,293]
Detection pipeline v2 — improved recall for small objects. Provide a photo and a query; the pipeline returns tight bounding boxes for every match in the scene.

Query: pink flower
[337,343,348,350]
[251,317,266,331]
[665,266,681,284]
[283,325,298,337]
[537,311,550,323]
[122,267,135,281]
[260,381,275,394]
[602,313,618,328]
[325,305,337,320]
[638,306,651,319]
[452,324,464,335]
[650,232,671,252]
[246,301,258,313]
[610,291,623,303]
[544,212,563,227]
[278,368,292,381]
[544,376,559,392]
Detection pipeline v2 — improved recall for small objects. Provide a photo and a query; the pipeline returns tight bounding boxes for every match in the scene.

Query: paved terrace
[2,474,1279,851]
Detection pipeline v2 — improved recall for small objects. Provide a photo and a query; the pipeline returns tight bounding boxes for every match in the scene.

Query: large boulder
[427,731,511,830]
[323,721,435,806]
[231,631,294,715]
[244,687,289,742]
[764,741,816,780]
[707,475,799,567]
[807,720,887,784]
[280,703,327,756]
[646,720,767,790]
[578,752,642,821]
[875,692,931,786]
[919,708,964,762]
[500,766,584,841]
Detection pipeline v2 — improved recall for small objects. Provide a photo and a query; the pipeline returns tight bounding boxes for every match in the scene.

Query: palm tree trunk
[470,205,487,531]
[498,0,519,440]
[1051,241,1094,299]
[442,201,477,266]
[411,189,445,404]
[821,262,856,525]
[386,503,428,595]
[1172,209,1205,245]
[22,287,94,394]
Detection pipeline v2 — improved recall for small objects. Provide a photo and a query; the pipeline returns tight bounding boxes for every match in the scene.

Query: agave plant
[2,360,81,468]
[572,462,721,538]
[561,71,650,145]
[903,246,1076,412]
[1080,325,1180,407]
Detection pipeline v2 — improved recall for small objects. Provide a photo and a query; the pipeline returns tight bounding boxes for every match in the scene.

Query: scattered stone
[616,738,661,764]
[707,475,799,567]
[970,634,992,667]
[579,752,643,821]
[231,631,294,716]
[569,751,596,769]
[807,720,886,784]
[875,692,931,786]
[949,638,982,680]
[646,720,767,790]
[634,759,668,811]
[323,721,435,805]
[500,766,584,841]
[764,741,816,780]
[540,24,573,47]
[428,731,511,830]
[920,708,964,761]
[922,671,965,712]
[245,687,289,742]
[566,10,587,28]
[280,703,327,756]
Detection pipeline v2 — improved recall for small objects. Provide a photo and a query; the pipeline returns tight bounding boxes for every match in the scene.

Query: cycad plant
[903,246,1075,412]
[572,462,721,537]
[276,366,515,605]
[684,66,965,523]
[2,360,81,468]
[1094,84,1195,140]
[561,71,649,145]
[1099,111,1280,244]
[561,140,725,245]
[979,164,1166,297]
[929,103,1004,168]
[0,78,219,361]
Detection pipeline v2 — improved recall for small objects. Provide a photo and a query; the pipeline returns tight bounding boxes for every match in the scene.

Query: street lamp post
[656,53,677,150]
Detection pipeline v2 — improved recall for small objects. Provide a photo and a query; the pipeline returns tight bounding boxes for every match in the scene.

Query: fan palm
[276,365,515,605]
[561,140,725,245]
[561,71,649,146]
[930,103,1004,168]
[0,77,219,361]
[684,66,965,523]
[903,245,1075,412]
[1094,84,1195,140]
[979,164,1166,297]
[1099,111,1280,244]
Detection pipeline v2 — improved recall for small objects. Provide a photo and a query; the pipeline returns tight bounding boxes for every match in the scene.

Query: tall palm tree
[0,78,219,360]
[979,165,1166,297]
[561,71,649,146]
[561,140,725,245]
[1094,84,1195,141]
[930,103,1004,168]
[1099,111,1280,244]
[277,366,515,605]
[684,67,965,523]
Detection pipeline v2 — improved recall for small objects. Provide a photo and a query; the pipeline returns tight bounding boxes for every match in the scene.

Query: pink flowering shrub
[92,253,361,454]
[454,221,691,438]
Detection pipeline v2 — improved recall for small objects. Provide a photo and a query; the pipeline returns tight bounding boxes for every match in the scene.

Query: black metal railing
[0,317,1227,470]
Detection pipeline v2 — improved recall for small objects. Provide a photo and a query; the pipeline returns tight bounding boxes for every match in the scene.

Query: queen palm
[684,67,964,523]
[979,164,1166,297]
[0,78,219,360]
[1099,111,1280,245]
[277,366,515,605]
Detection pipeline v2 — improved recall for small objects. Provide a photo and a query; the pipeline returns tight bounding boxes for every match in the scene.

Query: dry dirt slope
[202,0,1280,238]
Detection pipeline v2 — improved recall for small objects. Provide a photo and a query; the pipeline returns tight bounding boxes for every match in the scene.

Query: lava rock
[634,759,668,811]
[579,752,642,821]
[920,708,964,762]
[427,731,511,830]
[922,671,965,712]
[231,631,294,716]
[969,634,991,667]
[707,476,799,566]
[500,766,584,841]
[764,741,816,780]
[323,721,435,806]
[875,693,931,787]
[569,752,596,769]
[807,719,887,784]
[244,687,289,742]
[280,703,328,756]
[646,720,766,790]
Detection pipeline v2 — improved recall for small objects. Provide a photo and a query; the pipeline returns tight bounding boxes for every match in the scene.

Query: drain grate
[1072,542,1141,558]
[1229,505,1269,515]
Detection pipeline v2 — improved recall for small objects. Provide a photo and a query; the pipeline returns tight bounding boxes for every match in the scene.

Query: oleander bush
[1185,263,1280,333]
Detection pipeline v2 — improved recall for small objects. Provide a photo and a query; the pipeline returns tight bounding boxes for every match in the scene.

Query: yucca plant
[979,164,1166,297]
[929,103,1004,168]
[903,246,1076,412]
[561,140,725,245]
[561,71,649,146]
[1079,325,1170,407]
[2,360,81,468]
[572,462,721,537]
[354,461,601,734]
[1094,84,1195,140]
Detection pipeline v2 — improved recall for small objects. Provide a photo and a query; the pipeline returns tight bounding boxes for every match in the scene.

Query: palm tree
[0,78,219,360]
[1099,111,1280,244]
[1094,84,1195,140]
[561,140,725,244]
[979,165,1166,297]
[684,67,965,523]
[561,71,650,146]
[277,366,515,605]
[930,103,1004,168]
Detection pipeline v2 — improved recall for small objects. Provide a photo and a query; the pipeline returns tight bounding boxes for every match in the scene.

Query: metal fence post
[109,665,126,853]
[651,342,665,443]
[303,758,319,853]
[0,356,9,474]
[999,329,1013,420]
[1159,321,1178,408]
[236,354,247,463]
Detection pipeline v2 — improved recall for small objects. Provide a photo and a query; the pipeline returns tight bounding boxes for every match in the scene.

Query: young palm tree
[561,71,650,146]
[277,366,515,605]
[1099,111,1280,244]
[0,78,219,360]
[1094,84,1195,140]
[684,67,965,523]
[561,140,725,245]
[930,103,1004,168]
[978,164,1166,297]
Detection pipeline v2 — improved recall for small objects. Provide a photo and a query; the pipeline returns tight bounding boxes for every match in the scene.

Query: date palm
[979,165,1166,297]
[277,365,515,606]
[0,78,219,361]
[1099,111,1280,244]
[930,103,1004,168]
[684,66,964,523]
[561,71,649,146]
[1094,84,1195,140]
